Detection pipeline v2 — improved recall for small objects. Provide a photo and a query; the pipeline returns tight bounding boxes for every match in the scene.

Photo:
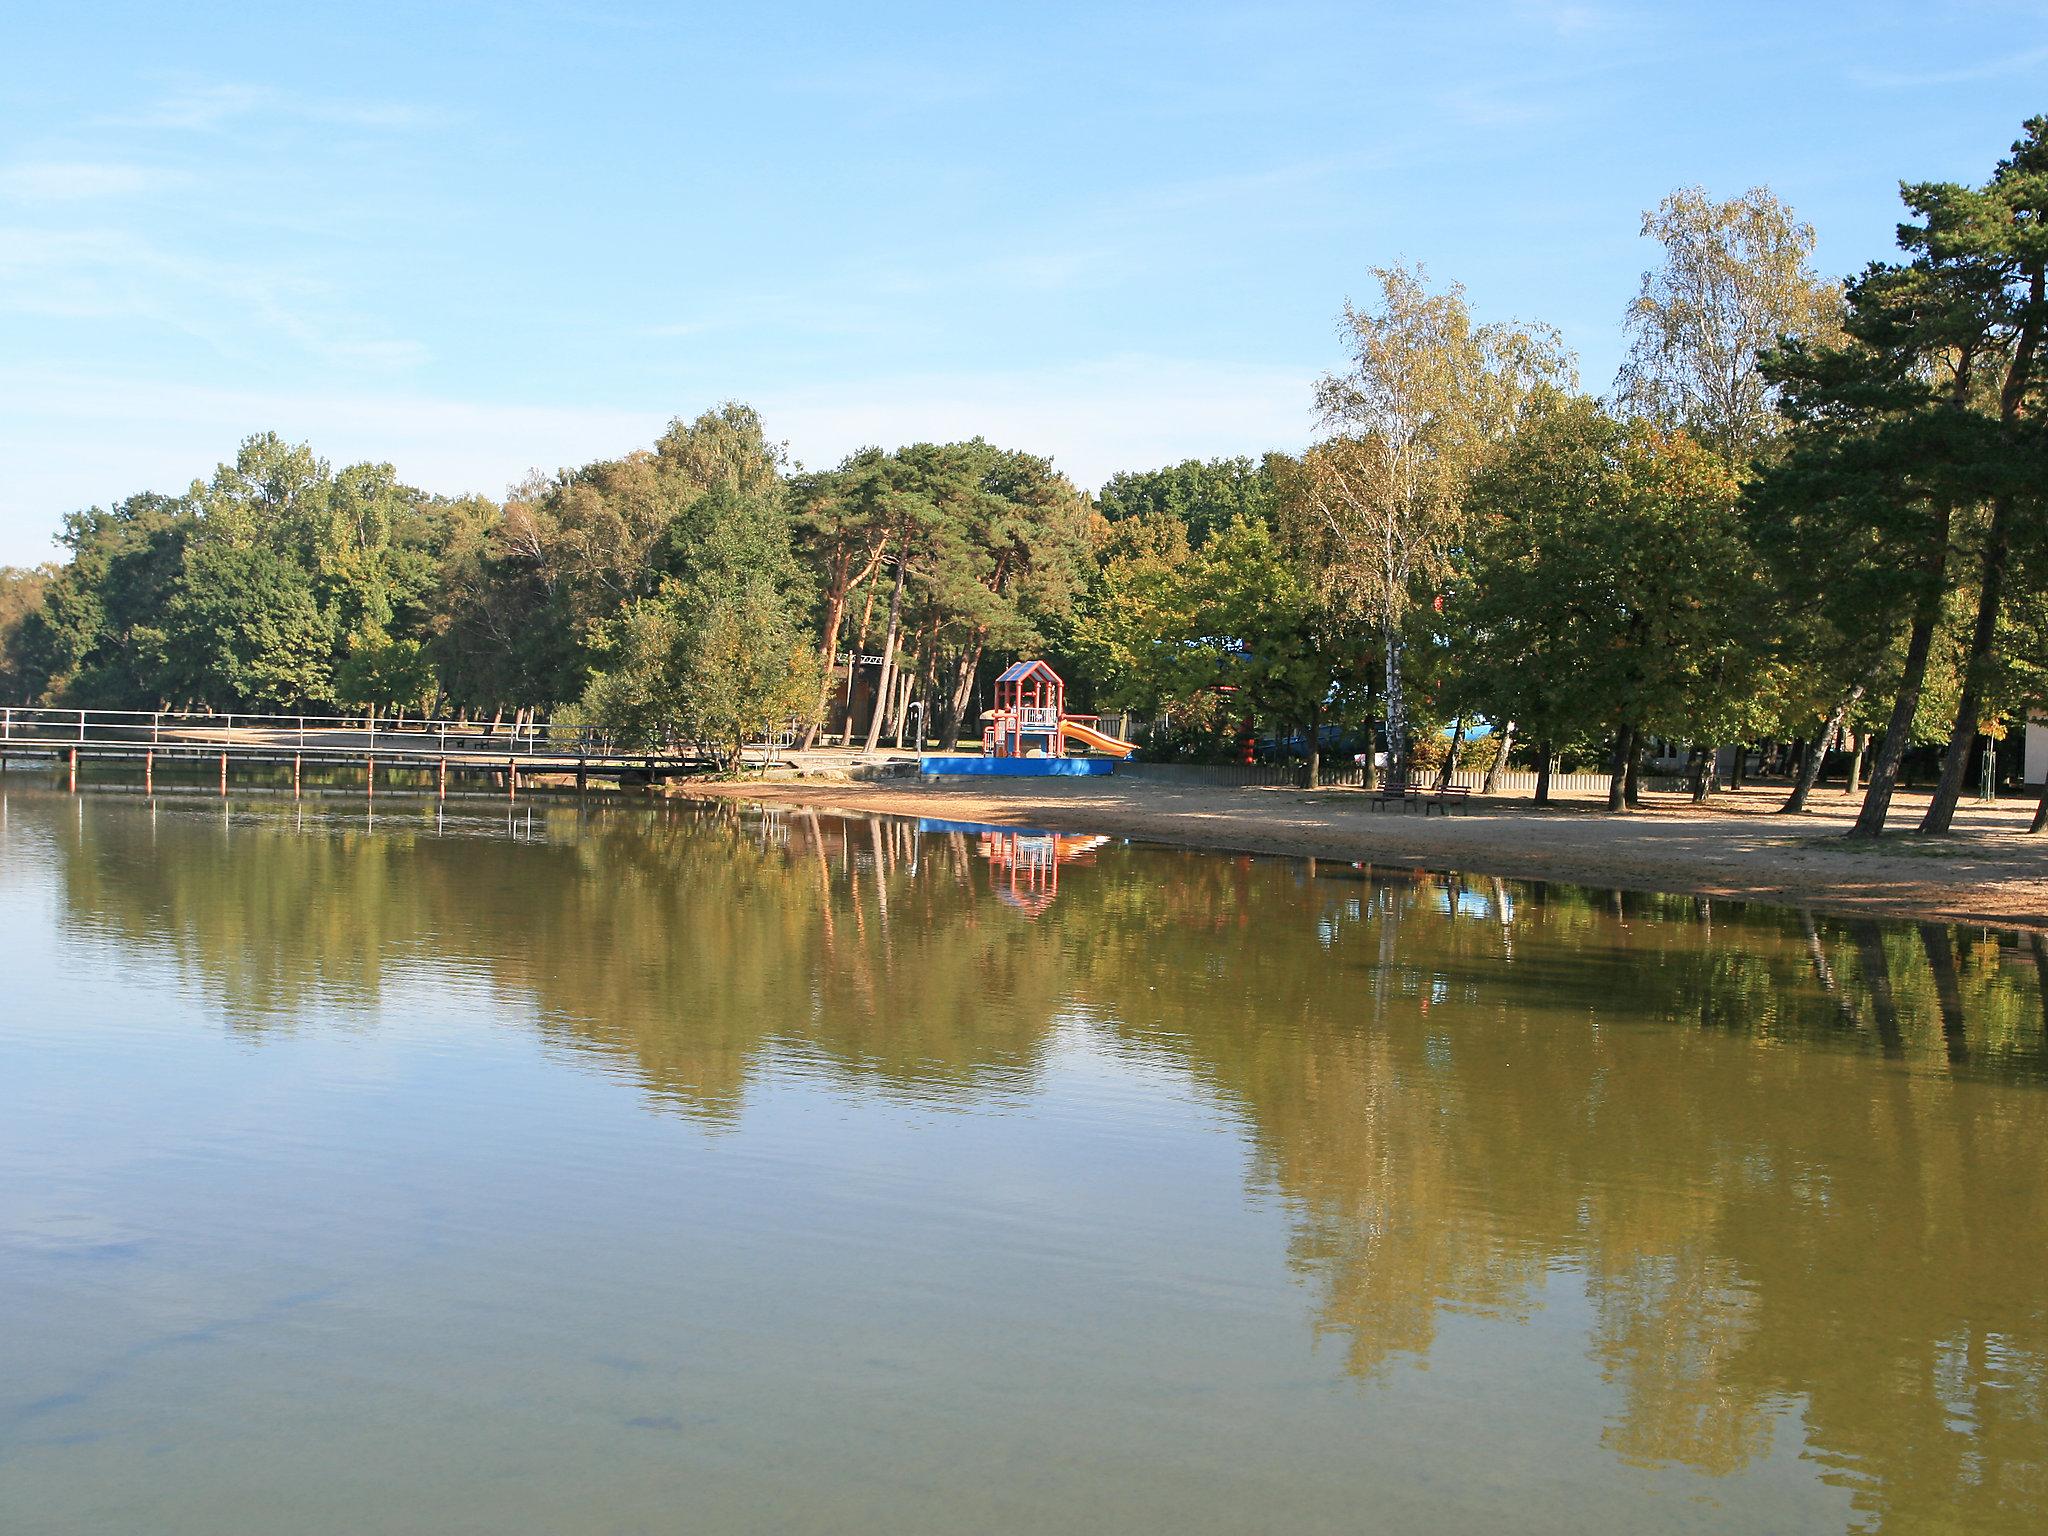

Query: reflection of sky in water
[2,786,2044,1535]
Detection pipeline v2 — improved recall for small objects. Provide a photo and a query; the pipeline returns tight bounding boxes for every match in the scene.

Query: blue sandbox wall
[919,756,1115,777]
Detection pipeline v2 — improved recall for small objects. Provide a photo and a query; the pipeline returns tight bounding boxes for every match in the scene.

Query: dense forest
[2,118,2044,834]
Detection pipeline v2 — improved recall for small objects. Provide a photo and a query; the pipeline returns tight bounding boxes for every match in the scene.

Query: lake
[2,782,2044,1534]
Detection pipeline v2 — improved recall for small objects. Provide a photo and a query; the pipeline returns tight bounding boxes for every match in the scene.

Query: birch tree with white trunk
[1305,264,1573,786]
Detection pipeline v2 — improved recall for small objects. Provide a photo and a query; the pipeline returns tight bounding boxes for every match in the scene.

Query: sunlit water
[2,779,2044,1535]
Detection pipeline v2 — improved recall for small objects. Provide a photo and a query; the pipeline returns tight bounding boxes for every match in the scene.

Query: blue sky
[1,1,2043,562]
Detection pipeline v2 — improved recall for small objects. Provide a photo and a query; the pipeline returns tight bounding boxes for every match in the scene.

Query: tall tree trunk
[1382,623,1407,786]
[1728,743,1745,790]
[1605,723,1634,813]
[889,668,916,750]
[1922,497,2013,833]
[1624,738,1646,808]
[1436,714,1465,791]
[2030,782,2047,834]
[911,623,941,749]
[1689,745,1712,803]
[1847,728,1867,794]
[1782,689,1860,814]
[1926,263,2043,830]
[942,634,986,749]
[1357,666,1378,790]
[1481,719,1514,794]
[1534,742,1553,806]
[859,553,908,756]
[1304,700,1323,788]
[801,579,852,750]
[1852,581,1945,838]
[896,624,934,751]
[1923,261,2042,828]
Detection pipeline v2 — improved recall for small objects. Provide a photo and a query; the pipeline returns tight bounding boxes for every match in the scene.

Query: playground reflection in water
[3,786,2047,1536]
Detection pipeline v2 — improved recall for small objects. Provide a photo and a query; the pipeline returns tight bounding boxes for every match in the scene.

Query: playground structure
[982,660,1136,761]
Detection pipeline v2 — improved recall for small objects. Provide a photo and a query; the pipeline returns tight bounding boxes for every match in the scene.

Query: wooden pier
[0,707,729,795]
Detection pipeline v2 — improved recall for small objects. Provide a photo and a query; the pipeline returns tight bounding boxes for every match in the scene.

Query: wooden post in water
[68,747,77,792]
[293,753,302,799]
[508,763,518,800]
[437,757,447,799]
[366,756,375,798]
[219,752,228,796]
[144,750,153,795]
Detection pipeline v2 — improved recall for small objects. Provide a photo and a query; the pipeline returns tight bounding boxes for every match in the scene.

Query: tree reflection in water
[34,789,2048,1532]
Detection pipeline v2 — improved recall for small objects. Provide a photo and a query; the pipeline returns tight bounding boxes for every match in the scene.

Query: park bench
[1366,782,1472,815]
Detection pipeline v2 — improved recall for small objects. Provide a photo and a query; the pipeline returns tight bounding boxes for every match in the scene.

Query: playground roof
[995,659,1062,686]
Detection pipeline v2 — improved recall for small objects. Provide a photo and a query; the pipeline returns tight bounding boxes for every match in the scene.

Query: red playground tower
[983,659,1136,759]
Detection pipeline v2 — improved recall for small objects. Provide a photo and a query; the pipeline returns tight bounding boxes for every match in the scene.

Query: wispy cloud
[0,224,428,372]
[0,161,185,202]
[100,82,448,132]
[773,59,1003,112]
[1514,0,1613,37]
[1440,88,1557,130]
[1849,43,2048,88]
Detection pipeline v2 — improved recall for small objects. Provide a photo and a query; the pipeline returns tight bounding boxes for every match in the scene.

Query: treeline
[1074,120,2048,837]
[3,118,2045,831]
[0,409,1091,773]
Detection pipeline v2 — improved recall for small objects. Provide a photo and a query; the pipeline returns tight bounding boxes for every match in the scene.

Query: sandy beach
[672,774,2048,931]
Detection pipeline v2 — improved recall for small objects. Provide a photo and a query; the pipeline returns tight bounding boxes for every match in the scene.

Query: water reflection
[918,817,1113,915]
[10,786,2048,1533]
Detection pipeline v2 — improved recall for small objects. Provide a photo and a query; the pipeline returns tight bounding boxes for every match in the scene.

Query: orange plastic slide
[1058,719,1137,759]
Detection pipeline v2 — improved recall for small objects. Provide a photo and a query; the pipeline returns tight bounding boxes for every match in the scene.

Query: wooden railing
[0,706,613,762]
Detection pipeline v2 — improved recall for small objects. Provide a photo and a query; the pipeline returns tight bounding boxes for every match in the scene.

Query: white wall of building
[2027,721,2047,785]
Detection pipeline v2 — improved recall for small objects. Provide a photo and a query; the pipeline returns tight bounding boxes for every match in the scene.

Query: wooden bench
[1366,783,1472,815]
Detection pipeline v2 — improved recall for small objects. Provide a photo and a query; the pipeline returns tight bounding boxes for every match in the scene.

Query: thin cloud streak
[98,82,450,132]
[0,161,186,201]
[1849,44,2048,88]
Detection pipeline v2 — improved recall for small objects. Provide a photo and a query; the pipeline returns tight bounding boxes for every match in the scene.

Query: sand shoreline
[669,775,2048,931]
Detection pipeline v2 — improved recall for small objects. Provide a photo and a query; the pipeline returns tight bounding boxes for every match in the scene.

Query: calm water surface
[2,783,2045,1534]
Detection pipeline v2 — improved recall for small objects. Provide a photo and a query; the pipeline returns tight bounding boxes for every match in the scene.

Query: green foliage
[1459,399,1759,749]
[164,539,335,708]
[1096,456,1281,547]
[0,564,55,705]
[332,631,438,716]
